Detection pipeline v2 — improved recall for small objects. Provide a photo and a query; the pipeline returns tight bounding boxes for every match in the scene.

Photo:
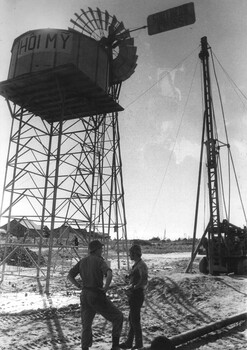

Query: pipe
[170,312,247,346]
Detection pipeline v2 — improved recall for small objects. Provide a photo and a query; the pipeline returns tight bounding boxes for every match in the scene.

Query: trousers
[126,288,144,348]
[80,289,123,349]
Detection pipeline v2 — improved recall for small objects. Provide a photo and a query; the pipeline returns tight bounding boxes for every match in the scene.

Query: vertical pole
[186,112,206,272]
[0,107,23,282]
[116,117,129,269]
[112,113,120,269]
[98,120,107,252]
[89,116,98,241]
[0,101,15,222]
[45,117,64,294]
[38,122,53,279]
[199,36,222,274]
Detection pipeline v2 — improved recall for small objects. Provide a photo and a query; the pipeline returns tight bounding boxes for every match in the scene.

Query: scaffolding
[0,73,129,293]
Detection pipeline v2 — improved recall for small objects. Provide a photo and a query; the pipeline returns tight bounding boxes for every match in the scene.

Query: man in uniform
[67,239,123,350]
[120,244,148,349]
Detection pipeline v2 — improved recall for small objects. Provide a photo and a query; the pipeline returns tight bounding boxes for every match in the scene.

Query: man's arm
[67,262,82,289]
[67,271,82,289]
[133,270,143,289]
[103,269,112,293]
[133,263,148,290]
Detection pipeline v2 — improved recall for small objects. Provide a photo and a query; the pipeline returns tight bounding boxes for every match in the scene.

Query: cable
[206,47,247,226]
[210,49,230,221]
[212,53,247,107]
[229,149,247,226]
[210,48,230,144]
[125,46,199,111]
[143,55,200,234]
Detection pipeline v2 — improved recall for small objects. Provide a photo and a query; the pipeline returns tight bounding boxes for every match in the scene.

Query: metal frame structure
[0,82,129,293]
[0,6,141,293]
[187,37,247,275]
[198,36,222,273]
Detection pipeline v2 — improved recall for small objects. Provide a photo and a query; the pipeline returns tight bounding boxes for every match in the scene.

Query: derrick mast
[199,37,222,274]
[189,36,247,275]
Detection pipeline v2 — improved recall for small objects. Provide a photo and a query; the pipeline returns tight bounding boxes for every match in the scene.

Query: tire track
[0,304,80,326]
[0,333,81,350]
[0,305,111,350]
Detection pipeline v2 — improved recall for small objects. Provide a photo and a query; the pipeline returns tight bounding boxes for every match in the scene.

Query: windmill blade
[120,63,138,81]
[119,40,137,50]
[80,8,97,31]
[104,10,110,31]
[112,30,130,47]
[111,42,138,83]
[74,12,95,34]
[70,7,138,84]
[88,7,101,31]
[112,61,137,82]
[118,29,130,40]
[70,19,91,35]
[111,21,125,36]
[114,57,137,75]
[96,8,104,30]
[115,46,137,64]
[109,15,118,32]
[122,37,134,46]
[72,14,94,36]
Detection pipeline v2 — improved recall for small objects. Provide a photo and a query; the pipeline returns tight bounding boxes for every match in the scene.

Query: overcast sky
[0,0,247,240]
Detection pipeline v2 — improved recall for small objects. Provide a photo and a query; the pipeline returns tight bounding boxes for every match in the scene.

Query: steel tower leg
[0,94,128,291]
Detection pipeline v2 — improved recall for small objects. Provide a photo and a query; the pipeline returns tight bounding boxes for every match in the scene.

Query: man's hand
[99,286,109,293]
[67,272,82,289]
[124,274,130,283]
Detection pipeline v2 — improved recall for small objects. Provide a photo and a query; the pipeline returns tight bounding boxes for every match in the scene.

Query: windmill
[69,7,138,85]
[0,7,138,292]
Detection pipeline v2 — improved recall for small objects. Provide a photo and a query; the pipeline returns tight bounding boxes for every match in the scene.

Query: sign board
[147,2,195,36]
[17,30,72,57]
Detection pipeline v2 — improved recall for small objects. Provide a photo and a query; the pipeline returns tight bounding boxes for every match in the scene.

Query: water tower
[0,8,137,292]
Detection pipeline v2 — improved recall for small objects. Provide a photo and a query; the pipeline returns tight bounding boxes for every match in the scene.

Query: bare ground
[0,252,246,349]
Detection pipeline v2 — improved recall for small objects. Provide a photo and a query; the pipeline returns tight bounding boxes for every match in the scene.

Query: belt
[83,286,102,292]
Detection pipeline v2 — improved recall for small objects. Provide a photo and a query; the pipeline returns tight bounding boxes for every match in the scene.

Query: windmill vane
[70,7,138,84]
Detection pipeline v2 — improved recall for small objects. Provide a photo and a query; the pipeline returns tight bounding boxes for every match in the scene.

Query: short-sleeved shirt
[68,254,111,289]
[129,258,148,290]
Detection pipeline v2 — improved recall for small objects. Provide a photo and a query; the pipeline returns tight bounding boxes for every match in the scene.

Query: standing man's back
[67,240,123,350]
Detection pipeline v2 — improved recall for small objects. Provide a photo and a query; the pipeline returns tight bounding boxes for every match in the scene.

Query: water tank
[0,29,123,122]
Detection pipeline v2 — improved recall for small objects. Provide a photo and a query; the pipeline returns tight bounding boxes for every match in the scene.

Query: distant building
[0,218,41,241]
[0,220,109,245]
[53,224,108,245]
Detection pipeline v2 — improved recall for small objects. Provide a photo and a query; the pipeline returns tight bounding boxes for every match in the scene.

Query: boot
[111,336,121,350]
[119,331,133,349]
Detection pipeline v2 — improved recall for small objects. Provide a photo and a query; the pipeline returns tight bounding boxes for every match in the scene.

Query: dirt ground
[0,252,246,350]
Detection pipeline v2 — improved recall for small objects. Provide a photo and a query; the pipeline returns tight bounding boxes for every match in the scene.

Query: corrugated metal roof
[18,219,41,230]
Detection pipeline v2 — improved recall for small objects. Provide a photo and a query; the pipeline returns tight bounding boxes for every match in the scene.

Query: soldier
[67,239,123,350]
[120,244,148,349]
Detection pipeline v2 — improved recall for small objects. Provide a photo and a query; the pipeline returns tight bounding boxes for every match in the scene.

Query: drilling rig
[188,37,247,275]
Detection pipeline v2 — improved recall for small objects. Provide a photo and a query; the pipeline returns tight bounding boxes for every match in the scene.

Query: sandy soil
[0,252,246,350]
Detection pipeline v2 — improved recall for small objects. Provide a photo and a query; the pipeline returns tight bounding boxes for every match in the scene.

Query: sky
[0,0,247,240]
